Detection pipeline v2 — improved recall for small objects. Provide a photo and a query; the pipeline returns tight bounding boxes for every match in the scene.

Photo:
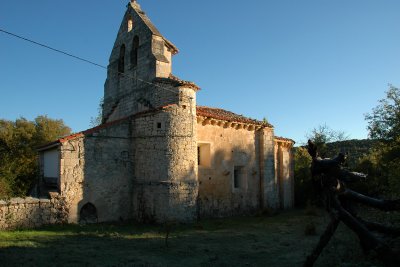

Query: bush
[294,147,320,207]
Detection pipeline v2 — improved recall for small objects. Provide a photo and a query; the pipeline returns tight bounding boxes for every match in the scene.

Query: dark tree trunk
[303,140,400,266]
[303,213,340,267]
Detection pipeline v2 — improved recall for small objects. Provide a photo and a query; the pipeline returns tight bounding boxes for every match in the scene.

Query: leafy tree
[294,147,313,207]
[357,85,400,197]
[0,116,71,198]
[294,125,348,207]
[34,116,71,145]
[90,97,104,127]
[305,124,349,157]
[365,85,400,141]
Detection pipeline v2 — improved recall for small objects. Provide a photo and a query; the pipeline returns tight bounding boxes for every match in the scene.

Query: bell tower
[102,0,179,123]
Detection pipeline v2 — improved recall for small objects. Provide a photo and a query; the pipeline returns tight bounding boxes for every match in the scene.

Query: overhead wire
[0,28,194,100]
[0,27,196,137]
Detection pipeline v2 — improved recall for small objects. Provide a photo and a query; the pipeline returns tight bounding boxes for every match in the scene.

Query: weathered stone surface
[0,197,67,230]
[3,1,295,229]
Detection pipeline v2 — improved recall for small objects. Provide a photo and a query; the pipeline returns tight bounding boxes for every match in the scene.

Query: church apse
[196,107,289,217]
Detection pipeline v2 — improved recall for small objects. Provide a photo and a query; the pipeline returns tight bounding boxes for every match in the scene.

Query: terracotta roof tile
[275,136,295,144]
[196,106,273,128]
[153,74,200,91]
[37,105,178,150]
[36,116,133,150]
[38,105,277,151]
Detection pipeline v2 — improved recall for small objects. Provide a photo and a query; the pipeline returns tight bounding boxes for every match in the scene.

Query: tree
[90,97,104,127]
[365,85,400,141]
[34,115,71,145]
[304,140,400,267]
[305,124,349,157]
[295,125,349,207]
[360,85,400,197]
[294,147,313,207]
[0,116,71,198]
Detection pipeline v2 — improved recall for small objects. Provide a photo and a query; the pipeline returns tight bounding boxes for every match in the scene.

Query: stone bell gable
[103,0,180,123]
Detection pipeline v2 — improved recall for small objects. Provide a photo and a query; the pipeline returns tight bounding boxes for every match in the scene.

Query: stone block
[10,198,25,205]
[25,197,40,204]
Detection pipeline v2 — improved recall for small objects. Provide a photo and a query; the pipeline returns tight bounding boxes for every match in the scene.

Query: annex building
[37,0,295,224]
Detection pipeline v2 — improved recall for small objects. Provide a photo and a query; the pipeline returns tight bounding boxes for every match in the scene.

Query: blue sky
[1,0,399,144]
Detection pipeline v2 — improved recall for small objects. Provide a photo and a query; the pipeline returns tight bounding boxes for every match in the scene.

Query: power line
[0,28,107,70]
[0,27,196,136]
[0,28,194,100]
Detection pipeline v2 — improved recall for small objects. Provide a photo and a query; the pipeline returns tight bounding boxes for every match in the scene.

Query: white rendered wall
[43,149,59,178]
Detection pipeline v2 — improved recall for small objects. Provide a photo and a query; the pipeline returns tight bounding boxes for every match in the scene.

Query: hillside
[324,139,377,167]
[295,139,377,168]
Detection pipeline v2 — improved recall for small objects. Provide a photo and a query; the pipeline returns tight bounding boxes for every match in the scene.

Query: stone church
[38,0,295,224]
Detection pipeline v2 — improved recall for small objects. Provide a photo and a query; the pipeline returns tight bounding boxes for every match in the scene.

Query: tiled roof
[275,136,295,144]
[38,105,276,151]
[153,74,200,91]
[37,105,178,150]
[196,106,273,128]
[36,116,133,150]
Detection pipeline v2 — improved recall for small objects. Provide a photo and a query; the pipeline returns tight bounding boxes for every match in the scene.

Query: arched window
[79,202,98,224]
[118,44,126,74]
[131,36,139,68]
[127,16,133,32]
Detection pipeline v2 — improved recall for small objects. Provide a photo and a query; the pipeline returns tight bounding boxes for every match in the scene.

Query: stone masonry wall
[165,95,198,222]
[197,123,261,218]
[132,87,198,223]
[275,142,294,209]
[103,3,174,123]
[0,195,67,230]
[59,120,133,223]
[260,128,279,209]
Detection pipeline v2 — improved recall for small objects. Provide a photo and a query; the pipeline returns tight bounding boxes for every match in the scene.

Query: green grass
[0,209,390,267]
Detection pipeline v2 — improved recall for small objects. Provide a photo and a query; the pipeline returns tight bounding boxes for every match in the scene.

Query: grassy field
[0,209,390,267]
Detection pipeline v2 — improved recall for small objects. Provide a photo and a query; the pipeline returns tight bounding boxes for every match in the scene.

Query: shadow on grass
[0,210,389,267]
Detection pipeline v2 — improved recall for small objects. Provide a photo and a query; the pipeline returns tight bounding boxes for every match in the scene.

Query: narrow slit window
[131,36,139,67]
[118,44,126,74]
[233,166,244,189]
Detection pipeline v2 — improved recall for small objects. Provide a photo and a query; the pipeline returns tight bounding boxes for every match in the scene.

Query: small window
[118,44,126,74]
[131,36,139,67]
[127,16,133,32]
[154,121,164,131]
[198,143,211,167]
[233,166,244,189]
